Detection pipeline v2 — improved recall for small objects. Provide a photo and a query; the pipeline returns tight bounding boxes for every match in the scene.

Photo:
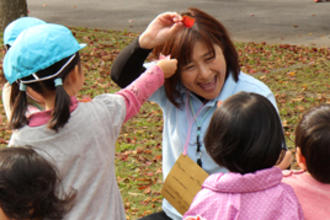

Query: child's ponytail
[10,83,28,129]
[49,78,71,131]
[9,82,19,110]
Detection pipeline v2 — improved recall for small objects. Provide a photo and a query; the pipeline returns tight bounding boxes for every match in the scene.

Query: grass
[0,27,329,219]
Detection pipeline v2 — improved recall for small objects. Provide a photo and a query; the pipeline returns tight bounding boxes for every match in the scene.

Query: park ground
[26,0,330,48]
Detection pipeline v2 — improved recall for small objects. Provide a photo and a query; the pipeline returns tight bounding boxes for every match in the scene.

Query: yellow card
[161,154,209,215]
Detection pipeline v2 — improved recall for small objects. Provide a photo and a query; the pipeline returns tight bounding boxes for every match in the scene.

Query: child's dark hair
[10,52,80,131]
[4,44,10,52]
[204,92,285,174]
[295,104,330,183]
[0,146,76,219]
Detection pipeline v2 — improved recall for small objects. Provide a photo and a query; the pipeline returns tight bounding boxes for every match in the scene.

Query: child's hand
[276,150,293,170]
[157,58,178,79]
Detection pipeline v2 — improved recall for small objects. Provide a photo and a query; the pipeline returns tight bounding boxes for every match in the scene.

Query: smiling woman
[111,7,283,220]
[180,42,226,101]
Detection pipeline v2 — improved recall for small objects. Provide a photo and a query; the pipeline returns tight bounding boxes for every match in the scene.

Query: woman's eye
[205,56,214,62]
[183,64,195,71]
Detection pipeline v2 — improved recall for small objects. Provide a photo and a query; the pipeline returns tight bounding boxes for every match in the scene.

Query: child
[183,92,303,220]
[0,146,75,219]
[3,23,177,219]
[282,104,330,219]
[2,17,46,120]
[3,17,46,50]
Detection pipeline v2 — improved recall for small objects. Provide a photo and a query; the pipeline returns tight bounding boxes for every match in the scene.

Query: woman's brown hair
[152,8,240,108]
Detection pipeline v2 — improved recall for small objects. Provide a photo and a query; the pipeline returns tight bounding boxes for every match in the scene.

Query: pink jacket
[183,167,304,220]
[283,170,330,220]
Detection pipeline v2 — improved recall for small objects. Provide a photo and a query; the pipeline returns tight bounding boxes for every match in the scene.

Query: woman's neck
[194,92,209,104]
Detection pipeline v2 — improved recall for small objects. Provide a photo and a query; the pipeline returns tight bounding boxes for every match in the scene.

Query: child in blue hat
[3,17,46,50]
[2,17,46,121]
[3,23,177,219]
[0,146,75,220]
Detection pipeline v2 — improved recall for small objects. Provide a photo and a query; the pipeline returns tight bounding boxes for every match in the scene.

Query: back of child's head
[152,7,240,108]
[295,104,330,183]
[0,146,75,219]
[204,92,285,174]
[3,16,46,50]
[3,23,86,131]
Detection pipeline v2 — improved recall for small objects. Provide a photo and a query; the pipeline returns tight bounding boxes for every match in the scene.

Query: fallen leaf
[287,71,296,77]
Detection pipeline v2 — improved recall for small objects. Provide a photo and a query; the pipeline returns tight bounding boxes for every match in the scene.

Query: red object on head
[182,15,195,28]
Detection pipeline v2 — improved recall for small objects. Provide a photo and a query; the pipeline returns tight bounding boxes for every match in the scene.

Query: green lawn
[0,27,329,219]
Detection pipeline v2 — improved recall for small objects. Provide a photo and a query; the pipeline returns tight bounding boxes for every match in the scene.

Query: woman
[111,8,280,220]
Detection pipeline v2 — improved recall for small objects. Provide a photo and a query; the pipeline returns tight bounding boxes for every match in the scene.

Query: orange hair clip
[182,15,195,28]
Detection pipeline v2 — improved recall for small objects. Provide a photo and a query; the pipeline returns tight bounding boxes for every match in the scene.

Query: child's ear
[66,65,80,84]
[217,100,223,108]
[295,147,307,171]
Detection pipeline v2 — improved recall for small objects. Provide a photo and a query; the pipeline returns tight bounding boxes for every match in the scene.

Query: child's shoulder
[91,93,126,107]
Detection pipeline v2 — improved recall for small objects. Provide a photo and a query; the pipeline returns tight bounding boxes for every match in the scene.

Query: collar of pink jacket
[202,167,282,193]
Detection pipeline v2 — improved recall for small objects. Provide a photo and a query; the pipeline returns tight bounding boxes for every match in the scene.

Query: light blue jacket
[149,71,278,220]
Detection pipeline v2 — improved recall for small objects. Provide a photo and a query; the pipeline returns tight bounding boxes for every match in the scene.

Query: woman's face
[180,41,227,100]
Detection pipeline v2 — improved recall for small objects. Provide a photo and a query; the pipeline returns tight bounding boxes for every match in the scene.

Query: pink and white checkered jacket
[183,167,304,220]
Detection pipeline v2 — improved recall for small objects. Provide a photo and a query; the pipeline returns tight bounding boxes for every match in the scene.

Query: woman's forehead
[184,40,217,60]
[191,41,212,55]
[174,30,220,64]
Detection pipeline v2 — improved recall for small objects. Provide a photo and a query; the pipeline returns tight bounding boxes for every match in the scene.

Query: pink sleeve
[116,65,164,122]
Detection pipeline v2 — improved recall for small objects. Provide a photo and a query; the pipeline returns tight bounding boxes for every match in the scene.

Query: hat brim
[79,43,87,50]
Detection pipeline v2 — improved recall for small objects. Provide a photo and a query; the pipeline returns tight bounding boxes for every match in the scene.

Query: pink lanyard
[183,94,205,155]
[183,93,217,168]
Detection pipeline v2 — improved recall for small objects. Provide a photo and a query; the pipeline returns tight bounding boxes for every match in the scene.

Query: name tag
[161,154,209,214]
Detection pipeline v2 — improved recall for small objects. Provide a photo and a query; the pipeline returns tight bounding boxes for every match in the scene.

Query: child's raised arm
[116,58,177,122]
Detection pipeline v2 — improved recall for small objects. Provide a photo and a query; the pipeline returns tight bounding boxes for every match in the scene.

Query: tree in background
[0,0,27,30]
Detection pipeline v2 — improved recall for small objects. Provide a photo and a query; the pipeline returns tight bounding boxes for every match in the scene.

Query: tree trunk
[0,0,27,31]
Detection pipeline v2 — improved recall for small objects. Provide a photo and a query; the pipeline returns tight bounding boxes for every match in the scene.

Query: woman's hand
[139,12,184,49]
[157,58,178,79]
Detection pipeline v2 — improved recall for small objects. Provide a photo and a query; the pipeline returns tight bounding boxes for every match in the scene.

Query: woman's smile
[198,75,218,92]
